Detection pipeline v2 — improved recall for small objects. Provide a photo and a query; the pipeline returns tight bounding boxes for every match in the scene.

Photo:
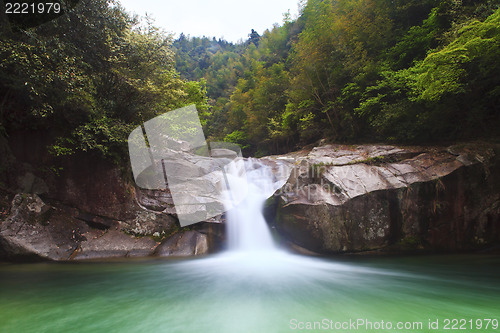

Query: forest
[1,0,499,161]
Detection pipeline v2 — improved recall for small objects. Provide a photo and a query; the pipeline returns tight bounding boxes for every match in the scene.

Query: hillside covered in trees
[1,0,499,162]
[0,0,208,164]
[175,0,500,156]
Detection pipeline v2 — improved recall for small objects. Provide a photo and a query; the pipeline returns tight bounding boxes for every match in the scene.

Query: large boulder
[0,129,227,261]
[0,194,87,261]
[273,143,500,254]
[72,227,159,260]
[3,129,498,260]
[0,193,220,261]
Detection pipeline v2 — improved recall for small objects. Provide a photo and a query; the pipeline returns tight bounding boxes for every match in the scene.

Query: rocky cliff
[270,143,500,254]
[1,132,499,261]
[0,130,224,261]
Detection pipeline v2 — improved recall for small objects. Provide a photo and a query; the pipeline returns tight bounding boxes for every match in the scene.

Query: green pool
[0,252,499,333]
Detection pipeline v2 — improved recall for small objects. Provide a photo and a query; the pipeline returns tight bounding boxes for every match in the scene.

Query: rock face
[2,130,499,261]
[272,143,500,254]
[0,194,85,261]
[154,231,209,257]
[0,130,227,261]
[0,193,218,261]
[72,227,159,260]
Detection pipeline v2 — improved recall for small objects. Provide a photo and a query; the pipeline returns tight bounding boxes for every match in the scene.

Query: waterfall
[178,157,386,284]
[222,159,287,253]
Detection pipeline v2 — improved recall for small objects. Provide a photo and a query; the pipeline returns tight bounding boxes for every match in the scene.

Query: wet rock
[274,143,500,254]
[210,148,238,159]
[0,193,193,261]
[122,211,177,236]
[72,227,158,260]
[0,194,87,261]
[136,188,176,213]
[154,230,209,257]
[0,193,217,261]
[0,132,228,261]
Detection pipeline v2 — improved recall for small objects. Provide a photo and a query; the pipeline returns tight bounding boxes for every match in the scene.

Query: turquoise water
[0,253,499,333]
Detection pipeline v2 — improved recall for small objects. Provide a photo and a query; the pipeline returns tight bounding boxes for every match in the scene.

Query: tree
[0,0,208,162]
[248,29,261,46]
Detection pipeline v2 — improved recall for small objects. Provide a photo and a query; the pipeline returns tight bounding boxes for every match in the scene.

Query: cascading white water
[179,158,390,283]
[222,159,286,253]
[174,158,405,308]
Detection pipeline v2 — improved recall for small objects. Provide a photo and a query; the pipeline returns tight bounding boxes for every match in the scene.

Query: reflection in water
[0,161,499,332]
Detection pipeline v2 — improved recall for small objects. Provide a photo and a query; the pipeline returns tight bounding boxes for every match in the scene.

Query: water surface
[2,161,498,332]
[0,254,499,333]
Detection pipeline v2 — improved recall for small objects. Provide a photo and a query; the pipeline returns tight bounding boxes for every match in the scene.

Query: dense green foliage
[0,0,208,162]
[175,0,500,155]
[1,0,499,161]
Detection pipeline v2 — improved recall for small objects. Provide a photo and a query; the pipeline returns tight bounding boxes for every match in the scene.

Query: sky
[118,0,301,43]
